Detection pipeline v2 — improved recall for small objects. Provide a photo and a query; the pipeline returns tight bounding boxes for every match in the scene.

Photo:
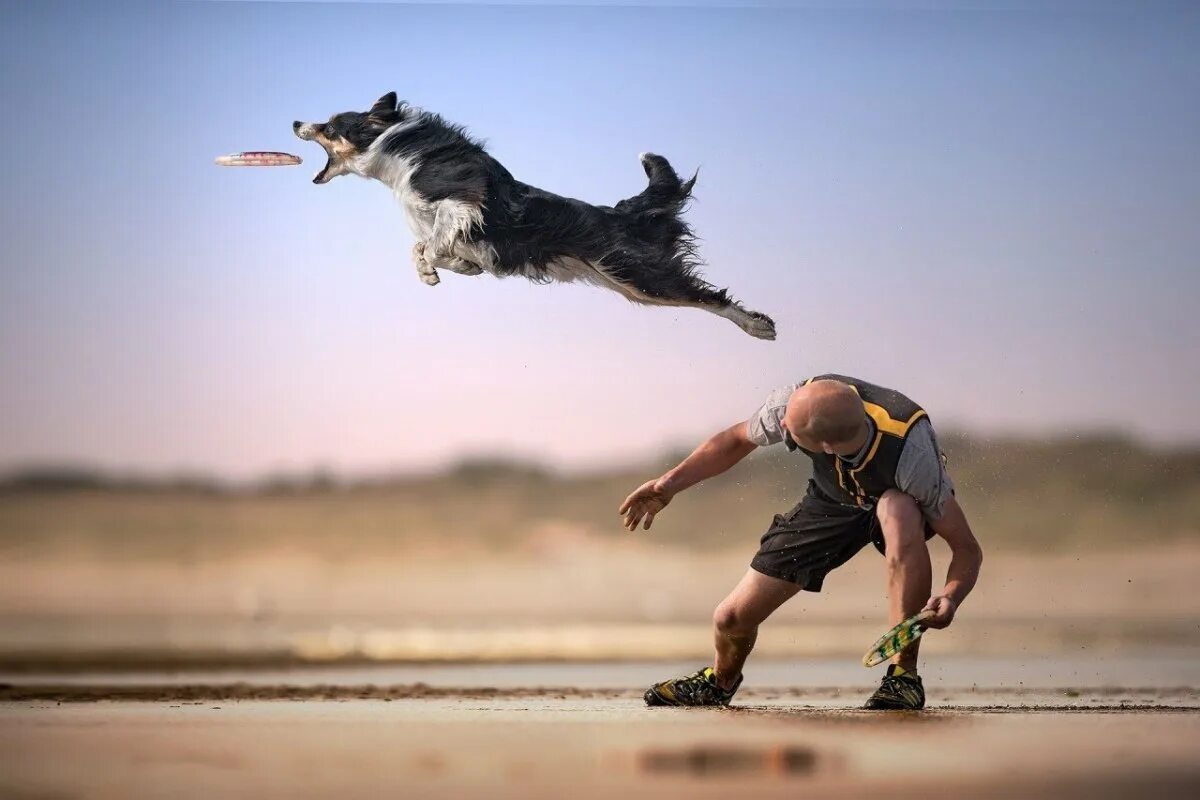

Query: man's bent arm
[929,495,983,608]
[658,422,758,497]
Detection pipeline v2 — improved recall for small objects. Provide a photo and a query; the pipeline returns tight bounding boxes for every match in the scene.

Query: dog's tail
[614,153,697,216]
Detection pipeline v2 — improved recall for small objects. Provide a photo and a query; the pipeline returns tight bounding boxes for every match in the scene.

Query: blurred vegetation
[1,432,1197,560]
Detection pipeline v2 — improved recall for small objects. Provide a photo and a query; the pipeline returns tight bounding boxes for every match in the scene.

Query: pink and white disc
[215,151,302,167]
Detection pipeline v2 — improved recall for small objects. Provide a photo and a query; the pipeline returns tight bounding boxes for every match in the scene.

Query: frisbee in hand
[862,610,935,668]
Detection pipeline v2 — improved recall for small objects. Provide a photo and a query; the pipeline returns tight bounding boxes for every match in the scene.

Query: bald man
[620,374,983,710]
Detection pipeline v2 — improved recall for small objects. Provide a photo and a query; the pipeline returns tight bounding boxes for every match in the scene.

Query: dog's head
[293,92,405,184]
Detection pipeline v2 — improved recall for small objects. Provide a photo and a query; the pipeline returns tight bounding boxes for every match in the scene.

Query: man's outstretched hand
[921,595,957,629]
[619,479,673,531]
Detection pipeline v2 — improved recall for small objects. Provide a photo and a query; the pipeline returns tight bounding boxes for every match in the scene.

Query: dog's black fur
[294,93,775,339]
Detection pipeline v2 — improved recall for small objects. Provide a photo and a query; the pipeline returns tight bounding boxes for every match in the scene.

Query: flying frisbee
[862,610,935,668]
[215,151,302,167]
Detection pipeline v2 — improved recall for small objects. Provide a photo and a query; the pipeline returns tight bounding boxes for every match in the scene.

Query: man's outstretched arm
[619,421,758,531]
[922,496,983,628]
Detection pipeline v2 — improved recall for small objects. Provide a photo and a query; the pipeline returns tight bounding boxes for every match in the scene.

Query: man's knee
[876,490,924,560]
[713,601,751,635]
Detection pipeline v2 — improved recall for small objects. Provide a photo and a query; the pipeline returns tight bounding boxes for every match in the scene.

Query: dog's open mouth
[312,152,336,185]
[293,123,339,184]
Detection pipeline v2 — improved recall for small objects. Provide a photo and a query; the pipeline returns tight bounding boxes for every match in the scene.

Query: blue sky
[1,0,1197,477]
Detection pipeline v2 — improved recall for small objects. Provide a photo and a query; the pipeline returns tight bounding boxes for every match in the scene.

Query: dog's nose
[293,121,302,131]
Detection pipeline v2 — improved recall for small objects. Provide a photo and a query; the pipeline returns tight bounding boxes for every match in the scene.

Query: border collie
[294,93,776,340]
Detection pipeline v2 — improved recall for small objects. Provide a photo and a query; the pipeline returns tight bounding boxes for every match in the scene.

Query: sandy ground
[2,694,1198,800]
[4,544,1198,796]
[4,546,1200,669]
[2,660,1198,800]
[9,546,1200,626]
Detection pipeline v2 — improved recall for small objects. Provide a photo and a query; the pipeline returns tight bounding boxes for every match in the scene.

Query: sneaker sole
[863,700,925,711]
[643,687,731,708]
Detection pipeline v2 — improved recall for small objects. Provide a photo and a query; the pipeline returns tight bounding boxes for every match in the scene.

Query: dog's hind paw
[741,312,777,341]
[418,270,441,286]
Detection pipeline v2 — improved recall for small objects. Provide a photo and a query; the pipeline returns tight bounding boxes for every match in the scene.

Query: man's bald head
[784,380,868,453]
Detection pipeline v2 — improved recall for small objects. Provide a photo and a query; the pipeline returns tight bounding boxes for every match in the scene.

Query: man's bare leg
[876,489,932,672]
[711,569,802,689]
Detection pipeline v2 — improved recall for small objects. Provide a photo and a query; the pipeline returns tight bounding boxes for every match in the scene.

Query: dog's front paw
[412,241,440,286]
[412,241,428,267]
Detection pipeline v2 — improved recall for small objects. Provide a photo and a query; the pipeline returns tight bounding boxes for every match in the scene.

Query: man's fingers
[620,490,648,515]
[922,598,954,629]
[923,596,950,614]
[619,490,666,531]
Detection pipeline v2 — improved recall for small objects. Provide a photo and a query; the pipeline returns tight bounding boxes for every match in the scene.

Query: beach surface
[3,658,1198,800]
[4,508,1199,798]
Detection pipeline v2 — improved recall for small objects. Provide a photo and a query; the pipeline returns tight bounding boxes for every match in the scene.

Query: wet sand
[2,683,1198,711]
[2,659,1198,800]
[2,694,1198,799]
[6,652,1197,689]
[4,545,1199,798]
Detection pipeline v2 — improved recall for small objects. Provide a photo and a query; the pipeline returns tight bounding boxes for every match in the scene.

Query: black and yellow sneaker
[864,665,925,710]
[644,666,742,707]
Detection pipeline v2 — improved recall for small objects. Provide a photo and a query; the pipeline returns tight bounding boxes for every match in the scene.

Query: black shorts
[749,481,935,592]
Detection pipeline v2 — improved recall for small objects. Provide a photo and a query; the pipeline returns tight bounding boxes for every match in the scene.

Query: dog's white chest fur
[400,196,436,242]
[372,156,433,240]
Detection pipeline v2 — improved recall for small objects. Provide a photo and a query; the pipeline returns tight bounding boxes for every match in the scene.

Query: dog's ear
[369,92,398,116]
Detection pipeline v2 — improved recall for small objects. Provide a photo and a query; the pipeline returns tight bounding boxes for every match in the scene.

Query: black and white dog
[294,93,776,339]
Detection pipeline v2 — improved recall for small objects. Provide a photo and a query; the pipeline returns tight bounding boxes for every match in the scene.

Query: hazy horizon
[2,0,1198,479]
